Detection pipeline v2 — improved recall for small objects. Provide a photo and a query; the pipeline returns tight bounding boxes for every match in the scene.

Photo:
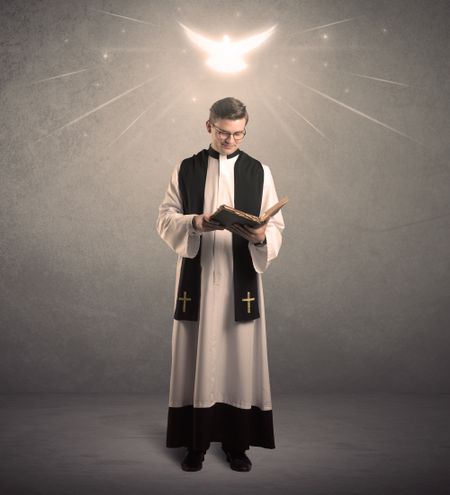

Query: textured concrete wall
[1,0,449,393]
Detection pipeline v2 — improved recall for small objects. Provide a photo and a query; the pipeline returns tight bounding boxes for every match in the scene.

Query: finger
[230,228,251,241]
[204,217,221,226]
[236,225,253,237]
[245,224,266,234]
[205,222,224,230]
[231,224,247,234]
[229,225,244,236]
[204,215,221,225]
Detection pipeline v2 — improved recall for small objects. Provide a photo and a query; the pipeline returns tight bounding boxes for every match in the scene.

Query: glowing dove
[179,23,276,73]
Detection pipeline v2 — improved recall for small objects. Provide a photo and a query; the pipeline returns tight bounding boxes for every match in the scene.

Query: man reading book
[156,97,285,472]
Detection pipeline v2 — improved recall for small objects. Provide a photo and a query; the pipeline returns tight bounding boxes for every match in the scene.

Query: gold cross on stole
[178,291,192,312]
[242,291,255,314]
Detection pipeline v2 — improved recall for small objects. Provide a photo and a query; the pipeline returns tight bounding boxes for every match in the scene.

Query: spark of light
[89,8,158,26]
[346,71,410,87]
[36,73,163,141]
[287,76,420,144]
[283,100,328,139]
[32,68,91,84]
[295,16,362,35]
[179,23,276,73]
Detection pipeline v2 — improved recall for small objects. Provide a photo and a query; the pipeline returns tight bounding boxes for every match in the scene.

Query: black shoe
[222,446,252,472]
[181,449,205,472]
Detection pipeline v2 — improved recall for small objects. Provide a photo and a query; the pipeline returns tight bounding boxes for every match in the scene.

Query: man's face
[206,117,247,155]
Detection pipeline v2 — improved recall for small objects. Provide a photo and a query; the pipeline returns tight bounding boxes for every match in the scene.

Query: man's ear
[206,120,211,133]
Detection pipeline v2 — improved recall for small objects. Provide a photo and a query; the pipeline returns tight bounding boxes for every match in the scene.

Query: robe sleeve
[156,163,201,259]
[249,164,285,274]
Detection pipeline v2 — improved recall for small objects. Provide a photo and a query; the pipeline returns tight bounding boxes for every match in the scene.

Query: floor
[1,394,449,495]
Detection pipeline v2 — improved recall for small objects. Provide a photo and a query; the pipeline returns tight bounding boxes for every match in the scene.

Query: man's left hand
[227,222,267,245]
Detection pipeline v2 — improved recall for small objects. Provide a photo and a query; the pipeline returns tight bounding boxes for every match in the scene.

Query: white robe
[157,151,284,414]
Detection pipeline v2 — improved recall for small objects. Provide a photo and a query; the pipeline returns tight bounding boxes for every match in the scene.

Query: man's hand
[227,222,267,245]
[193,214,225,233]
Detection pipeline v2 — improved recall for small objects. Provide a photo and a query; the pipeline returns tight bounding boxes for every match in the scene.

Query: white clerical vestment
[156,149,284,451]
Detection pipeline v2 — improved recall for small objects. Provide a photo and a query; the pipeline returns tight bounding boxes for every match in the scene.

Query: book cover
[210,196,288,228]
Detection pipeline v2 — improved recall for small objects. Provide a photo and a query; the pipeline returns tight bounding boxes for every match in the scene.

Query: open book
[210,196,288,228]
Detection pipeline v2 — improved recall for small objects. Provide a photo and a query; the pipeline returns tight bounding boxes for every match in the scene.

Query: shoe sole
[181,465,203,472]
[181,454,204,472]
[225,452,252,472]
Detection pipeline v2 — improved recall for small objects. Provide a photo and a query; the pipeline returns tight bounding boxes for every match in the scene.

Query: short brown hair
[209,97,249,124]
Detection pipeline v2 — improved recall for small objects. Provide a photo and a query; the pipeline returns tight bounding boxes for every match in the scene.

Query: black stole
[174,148,264,322]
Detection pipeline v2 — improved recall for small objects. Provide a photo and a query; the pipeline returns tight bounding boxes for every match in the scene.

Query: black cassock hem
[166,402,275,452]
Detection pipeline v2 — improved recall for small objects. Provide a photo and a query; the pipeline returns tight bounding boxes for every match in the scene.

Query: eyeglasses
[209,122,247,141]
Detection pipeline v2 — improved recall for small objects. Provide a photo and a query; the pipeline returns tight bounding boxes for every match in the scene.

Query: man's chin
[221,146,237,154]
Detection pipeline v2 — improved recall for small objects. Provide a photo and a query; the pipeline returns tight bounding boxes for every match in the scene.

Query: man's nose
[225,133,236,142]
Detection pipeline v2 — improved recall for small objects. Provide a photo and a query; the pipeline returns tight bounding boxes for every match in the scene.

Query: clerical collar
[208,146,240,160]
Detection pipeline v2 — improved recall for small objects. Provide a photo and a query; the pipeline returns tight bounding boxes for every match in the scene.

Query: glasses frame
[209,121,247,141]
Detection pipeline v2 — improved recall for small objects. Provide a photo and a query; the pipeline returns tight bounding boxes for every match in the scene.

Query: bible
[210,196,288,228]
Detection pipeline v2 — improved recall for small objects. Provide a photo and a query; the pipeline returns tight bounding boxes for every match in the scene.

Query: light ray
[108,107,152,146]
[293,16,363,35]
[32,67,92,84]
[89,8,158,26]
[283,100,328,139]
[257,84,348,214]
[377,211,450,232]
[346,71,411,87]
[282,45,372,51]
[36,73,163,141]
[287,76,421,144]
[100,46,167,53]
[146,93,186,127]
[108,79,197,147]
[343,210,450,232]
[258,92,305,155]
[143,76,207,129]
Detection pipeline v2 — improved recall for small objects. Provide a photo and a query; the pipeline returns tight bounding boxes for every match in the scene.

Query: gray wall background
[1,0,449,394]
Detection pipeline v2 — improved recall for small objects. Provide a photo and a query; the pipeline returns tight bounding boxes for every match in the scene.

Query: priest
[156,97,285,472]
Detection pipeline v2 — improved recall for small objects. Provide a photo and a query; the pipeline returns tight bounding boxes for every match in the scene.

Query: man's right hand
[193,214,225,233]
